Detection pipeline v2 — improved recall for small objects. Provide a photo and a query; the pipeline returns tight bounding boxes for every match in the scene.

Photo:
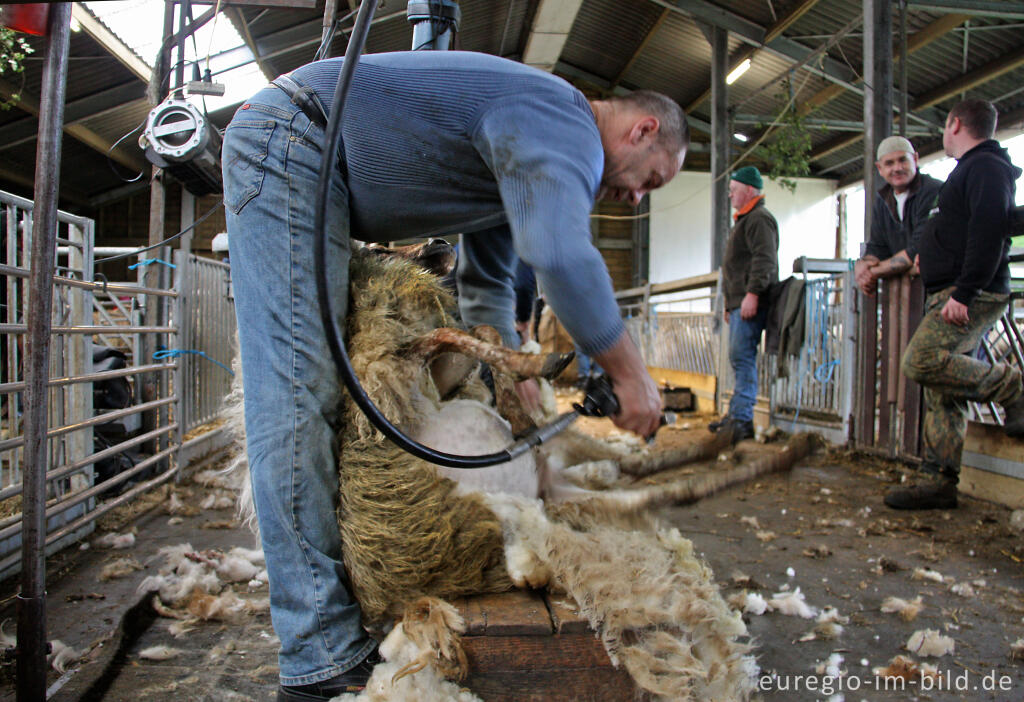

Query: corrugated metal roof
[560,0,665,83]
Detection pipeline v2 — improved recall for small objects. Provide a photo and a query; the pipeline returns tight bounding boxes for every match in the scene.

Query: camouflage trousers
[901,287,1022,478]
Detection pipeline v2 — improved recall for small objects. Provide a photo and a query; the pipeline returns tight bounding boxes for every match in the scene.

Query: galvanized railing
[0,188,236,581]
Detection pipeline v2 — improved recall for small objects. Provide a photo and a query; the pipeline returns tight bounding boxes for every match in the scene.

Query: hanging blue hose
[129,258,176,270]
[153,348,234,376]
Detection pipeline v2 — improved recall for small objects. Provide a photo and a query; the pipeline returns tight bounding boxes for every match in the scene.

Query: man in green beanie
[710,165,779,440]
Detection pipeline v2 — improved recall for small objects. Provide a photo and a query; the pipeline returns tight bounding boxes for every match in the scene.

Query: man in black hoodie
[886,99,1024,511]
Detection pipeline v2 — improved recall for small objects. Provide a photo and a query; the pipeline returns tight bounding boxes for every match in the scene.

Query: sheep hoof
[540,352,575,380]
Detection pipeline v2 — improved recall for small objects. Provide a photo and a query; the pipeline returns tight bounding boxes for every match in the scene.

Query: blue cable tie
[154,348,234,376]
[129,258,177,271]
[814,359,841,384]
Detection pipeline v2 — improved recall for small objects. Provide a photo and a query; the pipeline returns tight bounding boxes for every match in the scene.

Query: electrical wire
[313,1,532,467]
[94,200,224,265]
[106,118,148,183]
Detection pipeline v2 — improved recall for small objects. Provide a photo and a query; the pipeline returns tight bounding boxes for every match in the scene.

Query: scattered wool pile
[93,529,136,549]
[336,598,483,702]
[767,587,817,619]
[49,640,81,673]
[880,595,924,621]
[100,556,143,581]
[3,623,83,675]
[911,567,946,583]
[872,654,939,682]
[138,645,184,661]
[138,543,268,626]
[226,249,759,700]
[905,629,955,657]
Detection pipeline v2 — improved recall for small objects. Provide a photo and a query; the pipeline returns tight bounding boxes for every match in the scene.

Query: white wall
[649,173,839,283]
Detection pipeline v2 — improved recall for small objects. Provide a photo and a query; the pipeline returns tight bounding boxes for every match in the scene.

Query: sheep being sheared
[228,243,759,701]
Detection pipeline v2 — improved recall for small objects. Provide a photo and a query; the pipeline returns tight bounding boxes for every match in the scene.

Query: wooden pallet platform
[453,590,636,702]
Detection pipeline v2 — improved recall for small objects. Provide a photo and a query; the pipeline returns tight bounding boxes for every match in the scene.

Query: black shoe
[708,416,730,433]
[278,648,382,701]
[710,416,754,441]
[1003,395,1024,439]
[884,478,958,510]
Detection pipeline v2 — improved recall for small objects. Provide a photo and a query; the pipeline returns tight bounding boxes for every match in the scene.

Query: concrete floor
[2,416,1023,701]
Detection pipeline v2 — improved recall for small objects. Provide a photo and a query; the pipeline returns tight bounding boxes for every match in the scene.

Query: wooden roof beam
[915,45,1024,109]
[610,8,670,89]
[0,78,149,175]
[685,0,823,112]
[522,0,585,72]
[907,1,1024,20]
[798,13,969,116]
[224,5,279,80]
[71,3,151,83]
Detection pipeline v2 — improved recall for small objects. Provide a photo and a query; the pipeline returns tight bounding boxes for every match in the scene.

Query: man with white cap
[854,135,942,296]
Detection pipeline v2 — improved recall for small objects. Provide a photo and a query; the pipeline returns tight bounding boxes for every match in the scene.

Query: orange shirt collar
[733,194,763,221]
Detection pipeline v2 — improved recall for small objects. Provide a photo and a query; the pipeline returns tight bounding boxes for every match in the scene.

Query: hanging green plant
[0,26,34,111]
[758,79,815,193]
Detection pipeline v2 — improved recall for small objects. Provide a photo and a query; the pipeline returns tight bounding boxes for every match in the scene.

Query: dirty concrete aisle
[3,421,1023,701]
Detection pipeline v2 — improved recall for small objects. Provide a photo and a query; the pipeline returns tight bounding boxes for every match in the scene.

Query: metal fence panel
[0,187,236,581]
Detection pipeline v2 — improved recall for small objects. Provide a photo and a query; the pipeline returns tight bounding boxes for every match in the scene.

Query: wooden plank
[463,668,635,702]
[462,635,635,702]
[457,590,553,637]
[959,465,1024,510]
[546,594,591,634]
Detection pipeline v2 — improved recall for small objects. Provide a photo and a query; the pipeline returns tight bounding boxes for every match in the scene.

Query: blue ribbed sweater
[290,51,624,354]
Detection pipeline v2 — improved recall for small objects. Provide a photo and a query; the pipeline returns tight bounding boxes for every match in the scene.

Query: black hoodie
[917,139,1022,305]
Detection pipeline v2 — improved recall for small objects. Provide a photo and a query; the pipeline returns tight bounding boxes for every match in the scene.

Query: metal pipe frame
[18,6,72,698]
[0,444,181,576]
[0,262,179,297]
[0,424,178,504]
[0,362,175,395]
[0,396,176,453]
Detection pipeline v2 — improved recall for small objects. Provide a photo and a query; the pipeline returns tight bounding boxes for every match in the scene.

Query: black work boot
[884,468,958,510]
[1002,394,1024,439]
[708,416,731,433]
[712,417,754,441]
[278,647,382,701]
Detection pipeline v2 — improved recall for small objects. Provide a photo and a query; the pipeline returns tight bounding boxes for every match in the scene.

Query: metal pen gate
[0,188,236,582]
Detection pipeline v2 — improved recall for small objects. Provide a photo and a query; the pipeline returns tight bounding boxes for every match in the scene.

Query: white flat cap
[876,135,915,161]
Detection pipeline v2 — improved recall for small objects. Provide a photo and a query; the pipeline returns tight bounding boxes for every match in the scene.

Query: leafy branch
[758,79,816,193]
[0,27,34,111]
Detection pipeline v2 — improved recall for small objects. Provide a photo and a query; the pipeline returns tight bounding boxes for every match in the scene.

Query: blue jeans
[727,307,767,422]
[222,85,375,685]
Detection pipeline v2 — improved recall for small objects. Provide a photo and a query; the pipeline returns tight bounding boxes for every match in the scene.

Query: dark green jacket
[721,198,779,310]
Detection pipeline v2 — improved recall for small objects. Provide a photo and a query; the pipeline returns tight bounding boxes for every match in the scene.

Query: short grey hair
[610,90,689,153]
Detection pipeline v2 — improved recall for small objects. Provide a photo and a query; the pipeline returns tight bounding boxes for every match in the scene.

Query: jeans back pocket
[223,119,276,215]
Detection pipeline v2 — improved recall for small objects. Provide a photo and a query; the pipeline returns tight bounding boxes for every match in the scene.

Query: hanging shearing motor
[407,0,460,50]
[140,97,223,196]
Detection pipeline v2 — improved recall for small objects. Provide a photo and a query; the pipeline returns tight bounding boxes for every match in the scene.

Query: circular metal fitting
[143,98,209,162]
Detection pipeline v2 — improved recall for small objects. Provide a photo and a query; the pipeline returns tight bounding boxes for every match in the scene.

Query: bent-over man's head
[943,99,997,159]
[875,135,919,194]
[728,165,763,212]
[590,90,689,205]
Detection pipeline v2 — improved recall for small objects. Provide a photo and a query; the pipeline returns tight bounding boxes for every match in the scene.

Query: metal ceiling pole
[17,4,72,700]
[141,0,175,460]
[407,0,461,51]
[322,0,338,58]
[855,0,892,450]
[862,0,892,249]
[898,0,908,136]
[708,25,729,271]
